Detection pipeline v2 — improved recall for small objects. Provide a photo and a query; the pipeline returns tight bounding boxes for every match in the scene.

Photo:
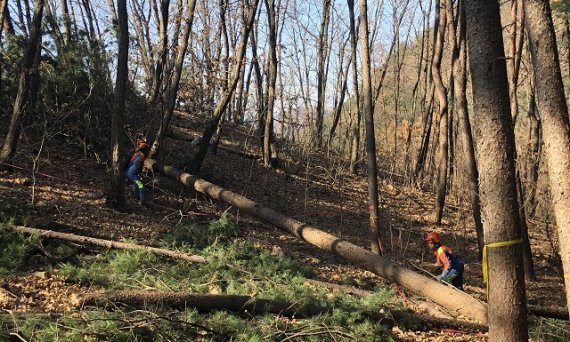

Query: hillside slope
[0,110,566,340]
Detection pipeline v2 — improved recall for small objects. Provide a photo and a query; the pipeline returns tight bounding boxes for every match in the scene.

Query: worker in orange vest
[425,232,464,290]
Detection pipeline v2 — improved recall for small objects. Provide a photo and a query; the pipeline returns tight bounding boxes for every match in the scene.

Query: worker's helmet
[138,142,150,154]
[425,232,441,243]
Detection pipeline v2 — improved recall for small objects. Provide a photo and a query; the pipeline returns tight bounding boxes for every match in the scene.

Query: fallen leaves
[0,272,83,312]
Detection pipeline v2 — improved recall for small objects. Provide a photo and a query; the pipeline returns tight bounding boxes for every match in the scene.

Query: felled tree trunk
[83,291,325,318]
[145,159,488,323]
[4,224,207,263]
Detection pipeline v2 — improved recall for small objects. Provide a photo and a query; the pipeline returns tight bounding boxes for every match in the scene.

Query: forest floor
[0,110,567,341]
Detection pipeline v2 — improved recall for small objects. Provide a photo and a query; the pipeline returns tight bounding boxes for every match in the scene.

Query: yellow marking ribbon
[482,239,522,296]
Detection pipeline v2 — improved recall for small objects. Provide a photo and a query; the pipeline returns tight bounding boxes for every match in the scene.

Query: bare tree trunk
[14,0,28,37]
[145,158,489,323]
[465,1,528,340]
[149,0,170,106]
[505,0,535,279]
[327,53,350,147]
[60,0,71,45]
[262,0,277,166]
[403,3,429,179]
[190,0,260,172]
[107,0,128,210]
[565,19,570,84]
[347,0,360,175]
[0,0,7,34]
[250,28,265,146]
[526,87,540,218]
[372,0,411,107]
[453,0,483,260]
[525,0,570,313]
[414,86,435,178]
[414,1,434,180]
[81,0,96,42]
[358,0,383,255]
[0,0,44,167]
[314,0,331,148]
[390,1,412,173]
[234,60,249,124]
[432,0,449,224]
[148,0,197,158]
[0,0,6,95]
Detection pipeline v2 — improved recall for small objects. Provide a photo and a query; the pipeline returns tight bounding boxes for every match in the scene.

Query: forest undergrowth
[0,111,568,341]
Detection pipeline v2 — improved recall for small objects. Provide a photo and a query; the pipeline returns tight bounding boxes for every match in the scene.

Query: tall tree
[0,0,14,98]
[525,0,570,312]
[431,0,449,224]
[452,0,483,259]
[107,0,129,210]
[151,0,171,106]
[414,0,434,178]
[314,0,332,148]
[504,0,535,279]
[347,0,361,175]
[149,0,197,158]
[0,0,45,167]
[464,1,528,340]
[262,0,277,166]
[358,0,383,255]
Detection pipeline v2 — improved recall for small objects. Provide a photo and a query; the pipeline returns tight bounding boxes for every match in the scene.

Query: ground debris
[0,272,82,312]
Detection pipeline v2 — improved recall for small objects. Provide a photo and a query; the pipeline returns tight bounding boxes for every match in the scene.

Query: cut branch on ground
[2,224,207,263]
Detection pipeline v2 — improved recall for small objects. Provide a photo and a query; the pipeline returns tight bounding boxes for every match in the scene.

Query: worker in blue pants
[124,142,150,205]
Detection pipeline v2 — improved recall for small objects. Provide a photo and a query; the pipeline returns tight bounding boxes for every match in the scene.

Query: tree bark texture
[526,88,540,218]
[107,0,128,210]
[452,0,483,260]
[505,0,535,280]
[358,0,383,255]
[145,158,488,323]
[431,0,449,224]
[525,0,570,312]
[464,1,528,340]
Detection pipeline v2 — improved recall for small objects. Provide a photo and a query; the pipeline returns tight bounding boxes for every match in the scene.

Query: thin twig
[9,332,28,342]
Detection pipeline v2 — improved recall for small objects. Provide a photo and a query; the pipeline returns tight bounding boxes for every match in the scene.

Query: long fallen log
[145,159,488,323]
[83,290,326,318]
[2,224,207,264]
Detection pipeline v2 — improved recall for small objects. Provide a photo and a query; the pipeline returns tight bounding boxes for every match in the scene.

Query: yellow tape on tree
[482,239,522,296]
